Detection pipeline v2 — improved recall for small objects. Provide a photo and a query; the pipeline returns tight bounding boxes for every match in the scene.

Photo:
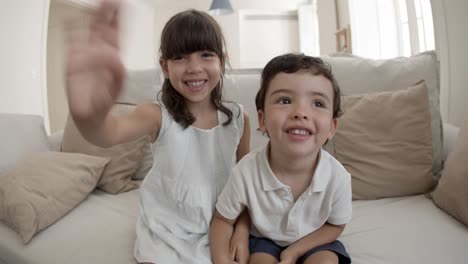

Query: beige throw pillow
[333,81,436,200]
[107,104,153,180]
[323,51,443,176]
[431,119,468,226]
[62,113,146,194]
[0,152,109,243]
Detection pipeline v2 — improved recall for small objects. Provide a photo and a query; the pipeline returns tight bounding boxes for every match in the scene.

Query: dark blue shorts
[249,235,351,264]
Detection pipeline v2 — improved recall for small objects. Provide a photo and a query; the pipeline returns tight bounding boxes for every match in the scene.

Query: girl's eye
[202,51,216,57]
[172,55,184,60]
[278,97,291,104]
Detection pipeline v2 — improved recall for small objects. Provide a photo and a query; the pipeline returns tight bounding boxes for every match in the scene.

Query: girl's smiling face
[160,50,221,106]
[258,71,337,158]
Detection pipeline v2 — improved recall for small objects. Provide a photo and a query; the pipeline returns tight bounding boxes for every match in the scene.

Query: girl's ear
[159,58,169,78]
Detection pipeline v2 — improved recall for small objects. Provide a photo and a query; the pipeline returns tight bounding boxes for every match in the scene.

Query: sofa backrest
[117,51,442,174]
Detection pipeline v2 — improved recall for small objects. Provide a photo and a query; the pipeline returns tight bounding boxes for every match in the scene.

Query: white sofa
[1,51,468,264]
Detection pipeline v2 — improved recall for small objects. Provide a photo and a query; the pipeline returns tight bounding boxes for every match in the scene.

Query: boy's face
[258,71,337,158]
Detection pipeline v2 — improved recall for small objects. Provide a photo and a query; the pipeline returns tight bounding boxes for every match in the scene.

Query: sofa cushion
[431,119,468,226]
[0,114,50,176]
[334,81,436,200]
[323,51,442,176]
[61,107,147,194]
[106,104,153,180]
[0,152,109,243]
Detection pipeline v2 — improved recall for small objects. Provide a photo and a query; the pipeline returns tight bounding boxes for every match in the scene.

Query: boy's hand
[66,0,126,122]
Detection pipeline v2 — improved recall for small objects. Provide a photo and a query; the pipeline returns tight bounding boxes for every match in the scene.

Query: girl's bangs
[163,20,223,59]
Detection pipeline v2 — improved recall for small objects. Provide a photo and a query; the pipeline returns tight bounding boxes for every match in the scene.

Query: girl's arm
[210,210,238,264]
[230,111,251,263]
[66,1,161,147]
[72,103,161,147]
[280,223,346,263]
[236,111,250,161]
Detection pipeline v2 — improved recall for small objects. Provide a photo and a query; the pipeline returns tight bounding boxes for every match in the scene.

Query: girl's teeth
[289,129,310,135]
[187,80,204,87]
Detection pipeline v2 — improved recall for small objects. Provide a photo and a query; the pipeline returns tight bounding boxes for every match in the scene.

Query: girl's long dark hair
[158,9,234,128]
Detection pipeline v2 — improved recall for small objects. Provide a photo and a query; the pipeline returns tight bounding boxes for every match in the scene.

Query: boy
[210,54,352,264]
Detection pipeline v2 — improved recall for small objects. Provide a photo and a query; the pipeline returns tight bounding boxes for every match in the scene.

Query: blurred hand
[66,0,126,122]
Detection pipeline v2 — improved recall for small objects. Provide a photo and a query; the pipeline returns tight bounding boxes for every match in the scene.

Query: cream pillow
[333,81,436,200]
[323,51,443,176]
[0,152,109,243]
[61,111,147,194]
[431,119,468,226]
[110,104,153,180]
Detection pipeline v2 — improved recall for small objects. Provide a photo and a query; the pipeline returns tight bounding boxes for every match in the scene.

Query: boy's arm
[280,223,345,263]
[210,210,238,264]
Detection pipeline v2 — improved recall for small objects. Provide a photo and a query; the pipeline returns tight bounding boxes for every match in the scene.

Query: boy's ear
[328,118,338,139]
[159,58,169,78]
[257,110,267,133]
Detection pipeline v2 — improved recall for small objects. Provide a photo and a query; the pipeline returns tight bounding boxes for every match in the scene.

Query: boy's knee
[303,250,339,264]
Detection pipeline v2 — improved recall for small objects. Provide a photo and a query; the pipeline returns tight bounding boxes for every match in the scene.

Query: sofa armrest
[442,122,460,161]
[48,130,64,152]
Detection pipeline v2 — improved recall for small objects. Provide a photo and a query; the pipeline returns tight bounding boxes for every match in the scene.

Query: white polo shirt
[216,144,352,247]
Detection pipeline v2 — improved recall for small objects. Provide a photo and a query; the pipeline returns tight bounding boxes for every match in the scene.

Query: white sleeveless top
[134,102,244,263]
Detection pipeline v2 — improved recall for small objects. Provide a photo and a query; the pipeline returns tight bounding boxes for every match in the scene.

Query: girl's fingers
[90,0,121,48]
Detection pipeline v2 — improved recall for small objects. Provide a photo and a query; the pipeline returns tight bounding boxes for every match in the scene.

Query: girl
[66,1,251,263]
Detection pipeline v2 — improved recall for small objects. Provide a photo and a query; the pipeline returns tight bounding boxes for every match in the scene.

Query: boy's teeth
[187,80,204,87]
[289,129,310,135]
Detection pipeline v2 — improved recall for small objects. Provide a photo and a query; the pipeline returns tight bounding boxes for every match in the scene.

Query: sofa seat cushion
[341,195,468,263]
[0,189,140,264]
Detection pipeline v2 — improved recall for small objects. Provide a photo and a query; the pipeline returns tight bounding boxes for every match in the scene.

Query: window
[349,0,435,59]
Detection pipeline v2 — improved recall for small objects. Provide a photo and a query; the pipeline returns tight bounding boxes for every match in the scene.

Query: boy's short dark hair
[255,53,343,119]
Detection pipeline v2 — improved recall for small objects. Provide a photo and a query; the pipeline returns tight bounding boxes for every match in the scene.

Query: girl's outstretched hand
[66,0,126,122]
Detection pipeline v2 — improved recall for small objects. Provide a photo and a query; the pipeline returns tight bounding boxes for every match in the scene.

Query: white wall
[434,0,468,127]
[0,0,50,130]
[335,0,468,127]
[150,0,336,68]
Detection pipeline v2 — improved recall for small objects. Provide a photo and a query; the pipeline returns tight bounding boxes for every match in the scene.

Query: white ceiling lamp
[208,0,234,15]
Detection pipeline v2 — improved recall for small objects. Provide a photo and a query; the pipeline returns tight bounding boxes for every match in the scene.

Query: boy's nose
[293,113,308,120]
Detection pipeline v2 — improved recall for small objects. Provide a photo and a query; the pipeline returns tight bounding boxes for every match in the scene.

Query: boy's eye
[313,101,325,108]
[172,55,184,60]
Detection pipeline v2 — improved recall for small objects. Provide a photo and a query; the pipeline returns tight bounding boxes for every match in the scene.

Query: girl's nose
[187,57,202,73]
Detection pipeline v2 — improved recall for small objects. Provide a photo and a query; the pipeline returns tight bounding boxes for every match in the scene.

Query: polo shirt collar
[259,144,331,193]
